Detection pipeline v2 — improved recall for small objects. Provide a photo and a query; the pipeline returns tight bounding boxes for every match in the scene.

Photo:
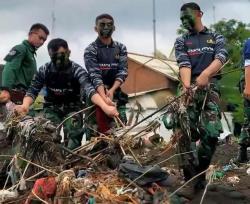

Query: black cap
[180,2,201,12]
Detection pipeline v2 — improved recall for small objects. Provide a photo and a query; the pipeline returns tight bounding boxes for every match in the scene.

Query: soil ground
[173,142,250,204]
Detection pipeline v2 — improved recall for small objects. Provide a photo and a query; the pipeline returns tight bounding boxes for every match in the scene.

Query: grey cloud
[1,0,250,65]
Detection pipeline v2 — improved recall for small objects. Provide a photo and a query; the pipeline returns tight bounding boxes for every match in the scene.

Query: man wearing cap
[174,2,228,191]
[0,23,49,104]
[238,38,250,163]
[15,38,119,150]
[84,13,128,138]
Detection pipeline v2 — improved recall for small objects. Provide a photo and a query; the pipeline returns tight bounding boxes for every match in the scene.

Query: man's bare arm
[180,67,191,89]
[196,59,223,87]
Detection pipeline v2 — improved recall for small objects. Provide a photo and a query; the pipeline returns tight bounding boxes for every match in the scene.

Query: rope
[56,105,94,130]
[169,165,215,198]
[7,170,46,191]
[31,189,49,204]
[17,156,58,176]
[169,169,207,197]
[200,172,213,204]
[118,93,185,140]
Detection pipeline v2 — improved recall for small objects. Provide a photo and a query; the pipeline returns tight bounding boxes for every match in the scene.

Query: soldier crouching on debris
[84,13,128,138]
[15,38,119,150]
[173,2,228,192]
[238,38,250,163]
[0,23,49,105]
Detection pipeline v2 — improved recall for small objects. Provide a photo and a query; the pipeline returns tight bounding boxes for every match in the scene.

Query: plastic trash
[222,164,233,172]
[246,168,250,175]
[19,177,27,190]
[116,187,137,195]
[77,170,87,178]
[27,177,57,202]
[227,176,240,185]
[0,190,18,202]
[213,171,225,179]
[88,197,95,204]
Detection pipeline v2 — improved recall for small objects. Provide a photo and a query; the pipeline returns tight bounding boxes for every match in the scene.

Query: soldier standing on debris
[0,23,49,104]
[238,38,250,163]
[84,14,128,137]
[15,38,119,149]
[174,2,228,190]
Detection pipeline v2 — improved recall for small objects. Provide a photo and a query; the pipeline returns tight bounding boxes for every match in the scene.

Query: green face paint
[180,9,196,31]
[51,51,70,70]
[96,19,114,38]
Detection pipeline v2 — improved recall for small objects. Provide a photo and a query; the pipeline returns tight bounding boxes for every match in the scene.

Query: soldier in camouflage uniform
[238,38,250,163]
[84,14,128,138]
[173,2,228,190]
[15,38,119,150]
[1,23,49,104]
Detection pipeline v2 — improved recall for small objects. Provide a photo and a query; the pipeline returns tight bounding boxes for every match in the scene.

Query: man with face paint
[15,38,119,150]
[0,23,49,104]
[174,2,228,192]
[84,14,128,137]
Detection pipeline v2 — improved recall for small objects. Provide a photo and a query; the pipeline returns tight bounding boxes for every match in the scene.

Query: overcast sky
[0,0,250,66]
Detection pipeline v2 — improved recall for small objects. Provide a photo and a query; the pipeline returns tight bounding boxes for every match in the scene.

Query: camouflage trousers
[238,73,250,147]
[43,104,84,150]
[239,99,250,147]
[175,82,222,179]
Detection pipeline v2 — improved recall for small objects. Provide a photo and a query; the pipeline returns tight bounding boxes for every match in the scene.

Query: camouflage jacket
[26,61,96,104]
[84,38,128,89]
[174,27,228,77]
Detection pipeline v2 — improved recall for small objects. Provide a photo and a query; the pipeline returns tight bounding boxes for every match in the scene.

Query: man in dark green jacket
[0,23,49,104]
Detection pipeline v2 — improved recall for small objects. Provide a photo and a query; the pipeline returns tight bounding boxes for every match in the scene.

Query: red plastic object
[95,106,111,133]
[26,177,57,203]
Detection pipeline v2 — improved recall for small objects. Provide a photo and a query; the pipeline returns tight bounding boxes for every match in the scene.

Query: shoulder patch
[4,48,21,62]
[207,39,215,44]
[9,50,17,56]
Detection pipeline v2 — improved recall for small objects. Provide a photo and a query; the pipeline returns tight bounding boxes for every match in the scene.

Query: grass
[220,67,244,123]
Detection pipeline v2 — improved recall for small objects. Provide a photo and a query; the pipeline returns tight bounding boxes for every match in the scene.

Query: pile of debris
[1,95,249,204]
[0,109,178,204]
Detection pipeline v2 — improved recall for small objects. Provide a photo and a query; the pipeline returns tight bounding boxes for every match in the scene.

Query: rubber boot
[194,161,208,191]
[183,165,196,182]
[177,165,197,200]
[237,145,248,163]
